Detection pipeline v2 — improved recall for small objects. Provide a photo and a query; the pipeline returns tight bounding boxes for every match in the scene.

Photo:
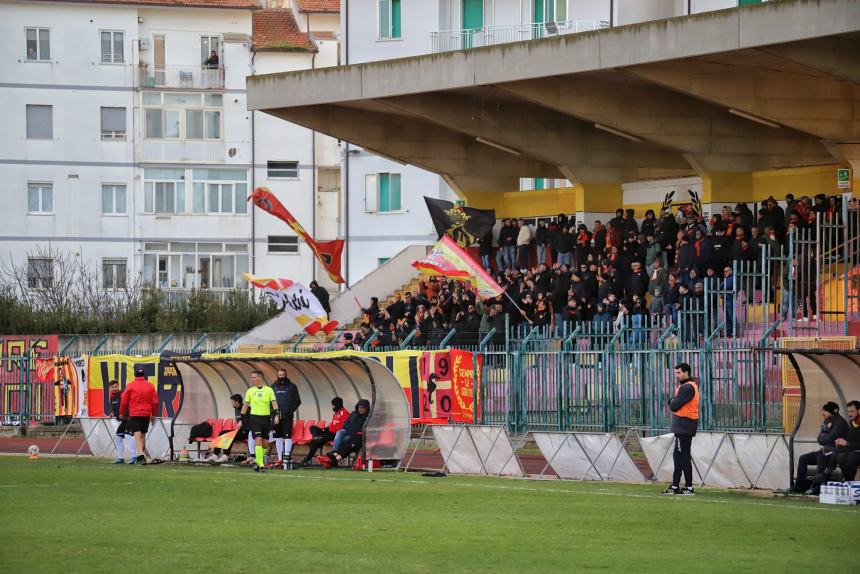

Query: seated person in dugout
[824,400,860,482]
[790,401,848,494]
[318,399,370,469]
[297,396,350,466]
[205,394,254,464]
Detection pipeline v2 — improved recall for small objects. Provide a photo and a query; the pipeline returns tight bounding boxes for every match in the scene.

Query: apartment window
[144,168,185,214]
[102,184,127,214]
[192,169,248,215]
[102,259,128,289]
[27,258,53,289]
[26,105,52,139]
[267,161,299,179]
[143,242,248,289]
[28,183,53,214]
[100,31,124,63]
[143,92,221,141]
[201,35,221,67]
[26,28,50,61]
[364,173,402,213]
[378,0,402,39]
[100,107,126,140]
[268,236,299,254]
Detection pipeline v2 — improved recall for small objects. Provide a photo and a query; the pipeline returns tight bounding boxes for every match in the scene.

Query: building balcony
[138,65,225,90]
[141,140,225,162]
[430,20,610,53]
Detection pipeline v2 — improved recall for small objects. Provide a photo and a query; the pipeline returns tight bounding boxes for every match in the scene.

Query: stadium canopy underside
[247,0,860,196]
[775,349,860,464]
[171,356,411,461]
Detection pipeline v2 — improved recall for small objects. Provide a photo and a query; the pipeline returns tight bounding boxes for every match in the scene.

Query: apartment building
[0,0,341,297]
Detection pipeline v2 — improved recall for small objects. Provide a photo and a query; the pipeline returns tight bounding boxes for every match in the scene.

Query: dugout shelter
[776,349,860,483]
[170,354,411,463]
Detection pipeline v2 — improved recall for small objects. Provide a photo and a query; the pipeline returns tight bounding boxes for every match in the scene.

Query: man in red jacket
[297,396,350,466]
[119,367,159,464]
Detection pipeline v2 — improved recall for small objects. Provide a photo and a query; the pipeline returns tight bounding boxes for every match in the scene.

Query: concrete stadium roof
[247,0,860,192]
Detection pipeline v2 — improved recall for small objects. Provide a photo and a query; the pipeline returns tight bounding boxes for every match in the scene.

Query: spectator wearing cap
[119,366,159,464]
[790,401,848,494]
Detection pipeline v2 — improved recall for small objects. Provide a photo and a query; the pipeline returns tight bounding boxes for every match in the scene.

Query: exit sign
[455,200,466,206]
[837,168,851,190]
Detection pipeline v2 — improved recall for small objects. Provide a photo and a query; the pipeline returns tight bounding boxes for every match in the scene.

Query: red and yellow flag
[211,430,236,451]
[412,235,504,298]
[249,187,345,284]
[243,273,338,336]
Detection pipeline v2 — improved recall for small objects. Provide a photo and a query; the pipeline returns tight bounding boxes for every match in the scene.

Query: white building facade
[0,0,341,297]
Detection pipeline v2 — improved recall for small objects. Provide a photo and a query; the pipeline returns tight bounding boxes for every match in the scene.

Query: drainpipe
[609,0,614,27]
[310,14,317,283]
[250,51,257,275]
[343,0,350,287]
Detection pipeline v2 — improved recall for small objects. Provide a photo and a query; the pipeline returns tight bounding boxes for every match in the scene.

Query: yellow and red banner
[86,354,182,418]
[249,187,345,284]
[413,235,504,298]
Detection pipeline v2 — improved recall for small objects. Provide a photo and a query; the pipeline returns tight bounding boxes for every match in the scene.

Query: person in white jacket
[516,219,533,270]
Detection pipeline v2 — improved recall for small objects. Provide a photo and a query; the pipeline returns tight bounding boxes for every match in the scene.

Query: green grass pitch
[1,456,857,573]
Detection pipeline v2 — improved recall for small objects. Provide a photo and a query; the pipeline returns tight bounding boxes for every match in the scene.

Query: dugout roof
[171,354,411,461]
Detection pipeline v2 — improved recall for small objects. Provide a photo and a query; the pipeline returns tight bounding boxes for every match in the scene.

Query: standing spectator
[119,367,159,465]
[662,363,700,496]
[722,266,735,336]
[271,368,301,467]
[640,209,657,238]
[497,219,518,272]
[108,380,137,464]
[592,220,607,255]
[361,297,380,322]
[556,227,574,267]
[310,280,331,314]
[658,209,680,267]
[623,208,639,236]
[648,258,668,296]
[625,261,648,301]
[479,229,493,270]
[534,220,549,266]
[516,218,533,269]
[204,50,219,69]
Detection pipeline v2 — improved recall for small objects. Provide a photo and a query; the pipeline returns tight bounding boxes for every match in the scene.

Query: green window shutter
[390,174,401,210]
[738,0,761,5]
[463,0,483,30]
[379,0,391,38]
[391,0,402,38]
[534,178,545,190]
[556,0,566,21]
[534,0,544,23]
[379,173,390,212]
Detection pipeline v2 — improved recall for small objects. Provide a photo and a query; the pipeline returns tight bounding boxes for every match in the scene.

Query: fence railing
[430,20,609,53]
[137,65,225,90]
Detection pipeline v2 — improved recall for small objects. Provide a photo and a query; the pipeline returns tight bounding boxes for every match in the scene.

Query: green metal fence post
[156,334,174,353]
[190,333,209,352]
[398,329,418,349]
[91,335,110,354]
[438,328,457,349]
[327,332,343,351]
[361,331,379,351]
[291,333,307,352]
[124,335,142,355]
[58,335,78,356]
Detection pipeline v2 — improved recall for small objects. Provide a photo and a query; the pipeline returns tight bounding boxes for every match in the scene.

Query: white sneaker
[215,454,228,464]
[812,315,818,321]
[799,317,809,322]
[205,453,217,462]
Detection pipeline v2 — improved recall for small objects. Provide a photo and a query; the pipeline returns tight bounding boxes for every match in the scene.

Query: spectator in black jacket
[309,280,331,314]
[829,400,860,481]
[479,230,493,269]
[640,209,657,238]
[319,399,370,468]
[663,363,700,495]
[790,402,849,494]
[534,220,549,267]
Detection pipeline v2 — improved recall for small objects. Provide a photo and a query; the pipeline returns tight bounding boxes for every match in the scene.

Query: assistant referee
[241,370,279,472]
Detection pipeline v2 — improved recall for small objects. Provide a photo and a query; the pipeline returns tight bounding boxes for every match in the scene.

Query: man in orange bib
[662,363,700,496]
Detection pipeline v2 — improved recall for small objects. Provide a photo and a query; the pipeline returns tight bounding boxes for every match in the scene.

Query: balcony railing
[138,65,225,90]
[430,20,609,53]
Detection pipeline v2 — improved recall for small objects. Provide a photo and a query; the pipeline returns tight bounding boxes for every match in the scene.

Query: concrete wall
[615,0,677,25]
[58,332,240,354]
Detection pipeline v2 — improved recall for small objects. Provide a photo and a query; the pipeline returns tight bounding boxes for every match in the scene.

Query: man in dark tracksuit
[272,368,302,466]
[830,400,860,481]
[791,401,848,494]
[663,363,699,496]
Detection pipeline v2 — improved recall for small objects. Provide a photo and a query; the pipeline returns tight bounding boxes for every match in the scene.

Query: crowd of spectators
[348,193,852,349]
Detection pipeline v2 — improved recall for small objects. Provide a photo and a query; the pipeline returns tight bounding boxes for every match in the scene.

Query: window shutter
[364,174,378,212]
[26,105,52,138]
[392,0,402,38]
[101,107,126,132]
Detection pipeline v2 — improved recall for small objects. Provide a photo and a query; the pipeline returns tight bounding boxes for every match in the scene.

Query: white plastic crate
[819,482,858,505]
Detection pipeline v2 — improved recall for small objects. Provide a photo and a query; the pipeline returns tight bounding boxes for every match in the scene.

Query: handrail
[439,328,457,349]
[479,328,496,351]
[399,329,418,349]
[562,325,581,351]
[361,331,379,351]
[91,335,110,354]
[327,332,343,351]
[704,323,726,346]
[520,326,539,350]
[59,335,78,355]
[124,335,142,354]
[217,332,242,353]
[657,324,677,346]
[758,320,781,346]
[607,327,626,351]
[190,333,209,352]
[157,334,174,353]
[290,333,307,352]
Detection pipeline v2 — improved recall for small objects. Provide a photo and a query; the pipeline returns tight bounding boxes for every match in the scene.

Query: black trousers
[794,450,826,489]
[672,434,693,488]
[301,426,334,462]
[828,449,859,481]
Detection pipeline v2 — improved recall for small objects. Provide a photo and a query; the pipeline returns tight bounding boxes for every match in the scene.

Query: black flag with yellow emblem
[424,197,496,247]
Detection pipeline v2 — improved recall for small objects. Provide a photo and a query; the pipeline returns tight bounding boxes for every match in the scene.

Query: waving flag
[249,187,345,284]
[243,273,338,335]
[424,197,495,247]
[412,235,504,298]
[211,430,237,451]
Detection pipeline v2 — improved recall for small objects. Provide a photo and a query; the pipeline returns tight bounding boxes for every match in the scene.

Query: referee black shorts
[248,415,271,440]
[272,415,294,439]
